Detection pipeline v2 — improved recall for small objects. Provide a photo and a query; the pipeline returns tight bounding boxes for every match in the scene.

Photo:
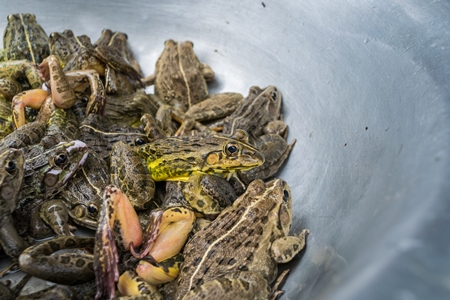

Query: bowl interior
[1,1,450,299]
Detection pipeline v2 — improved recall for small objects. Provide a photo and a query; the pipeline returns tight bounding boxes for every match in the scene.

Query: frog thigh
[182,271,270,300]
[271,229,310,263]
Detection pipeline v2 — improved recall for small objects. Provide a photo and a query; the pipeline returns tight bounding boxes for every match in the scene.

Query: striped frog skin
[133,130,264,182]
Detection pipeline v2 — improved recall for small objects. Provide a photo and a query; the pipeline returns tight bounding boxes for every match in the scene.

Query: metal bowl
[2,0,450,299]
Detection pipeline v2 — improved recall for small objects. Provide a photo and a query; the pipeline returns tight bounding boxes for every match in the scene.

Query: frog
[49,29,142,94]
[144,40,243,136]
[1,13,49,64]
[11,54,106,129]
[134,129,264,182]
[13,140,89,239]
[164,178,310,300]
[0,148,26,259]
[0,13,49,136]
[144,40,213,112]
[220,85,284,141]
[94,29,143,78]
[92,29,144,95]
[59,150,109,231]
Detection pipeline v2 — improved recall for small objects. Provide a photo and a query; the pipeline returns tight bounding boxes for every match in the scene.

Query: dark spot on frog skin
[171,207,182,214]
[48,241,60,252]
[60,256,70,264]
[260,215,269,224]
[64,237,77,247]
[293,243,299,251]
[239,265,249,271]
[193,257,202,266]
[232,241,242,249]
[283,249,293,259]
[227,258,236,265]
[207,250,216,258]
[75,258,86,267]
[247,252,254,262]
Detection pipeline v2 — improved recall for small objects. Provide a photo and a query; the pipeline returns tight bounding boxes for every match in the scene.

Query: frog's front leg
[271,229,310,263]
[18,236,95,285]
[39,199,74,236]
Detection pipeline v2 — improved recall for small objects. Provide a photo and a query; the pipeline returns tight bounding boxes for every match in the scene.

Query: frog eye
[87,204,99,216]
[283,189,290,201]
[225,143,239,156]
[54,152,68,167]
[135,138,147,146]
[63,29,74,37]
[270,89,278,101]
[25,14,35,20]
[5,161,16,174]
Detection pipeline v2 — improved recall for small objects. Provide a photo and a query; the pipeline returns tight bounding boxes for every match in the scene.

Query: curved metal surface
[2,0,450,299]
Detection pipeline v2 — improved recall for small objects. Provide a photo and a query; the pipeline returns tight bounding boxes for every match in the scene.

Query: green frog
[0,148,26,259]
[164,178,310,300]
[134,129,264,181]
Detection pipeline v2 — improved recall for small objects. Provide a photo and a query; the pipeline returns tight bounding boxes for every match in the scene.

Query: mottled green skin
[134,134,264,182]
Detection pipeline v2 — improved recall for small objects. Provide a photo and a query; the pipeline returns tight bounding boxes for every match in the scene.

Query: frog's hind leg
[18,236,95,285]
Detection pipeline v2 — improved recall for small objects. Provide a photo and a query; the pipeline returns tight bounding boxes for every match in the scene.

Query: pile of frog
[0,13,309,300]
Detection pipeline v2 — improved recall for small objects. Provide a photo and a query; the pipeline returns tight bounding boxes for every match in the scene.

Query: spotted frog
[134,130,264,181]
[164,178,310,300]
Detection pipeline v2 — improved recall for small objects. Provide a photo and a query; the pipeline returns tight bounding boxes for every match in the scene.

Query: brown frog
[1,13,49,64]
[164,178,309,300]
